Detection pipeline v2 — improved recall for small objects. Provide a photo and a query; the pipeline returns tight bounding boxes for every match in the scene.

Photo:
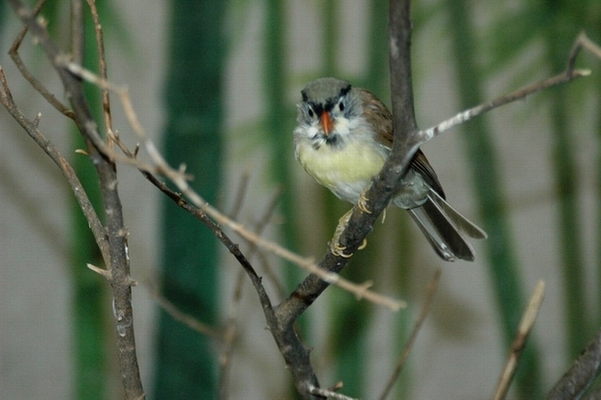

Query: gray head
[301,77,351,106]
[297,77,362,128]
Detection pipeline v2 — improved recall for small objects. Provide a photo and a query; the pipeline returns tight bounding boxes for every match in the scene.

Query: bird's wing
[357,87,446,199]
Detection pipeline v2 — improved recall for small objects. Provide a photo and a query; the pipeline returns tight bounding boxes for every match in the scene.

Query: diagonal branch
[0,66,109,267]
[546,328,601,399]
[494,281,546,400]
[5,0,145,397]
[8,0,75,119]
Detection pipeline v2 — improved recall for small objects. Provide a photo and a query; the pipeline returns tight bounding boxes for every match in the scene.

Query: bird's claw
[330,241,353,258]
[358,189,372,214]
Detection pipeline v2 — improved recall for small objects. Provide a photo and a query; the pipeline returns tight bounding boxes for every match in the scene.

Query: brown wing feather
[357,87,446,199]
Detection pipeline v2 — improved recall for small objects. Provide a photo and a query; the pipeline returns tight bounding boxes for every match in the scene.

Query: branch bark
[3,0,599,398]
[5,0,145,397]
[546,328,601,399]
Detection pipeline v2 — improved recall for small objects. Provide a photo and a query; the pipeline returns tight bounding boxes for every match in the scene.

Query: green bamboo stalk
[153,1,225,398]
[446,1,542,398]
[70,7,111,399]
[70,153,107,400]
[0,1,6,37]
[595,34,601,331]
[598,75,601,329]
[542,3,589,358]
[264,0,302,287]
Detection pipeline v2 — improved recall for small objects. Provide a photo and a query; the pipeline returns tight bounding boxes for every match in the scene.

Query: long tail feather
[429,190,487,239]
[406,189,486,261]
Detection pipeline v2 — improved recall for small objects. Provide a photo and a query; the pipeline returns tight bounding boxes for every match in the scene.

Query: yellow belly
[297,139,387,201]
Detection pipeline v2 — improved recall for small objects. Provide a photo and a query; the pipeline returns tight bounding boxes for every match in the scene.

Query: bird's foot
[358,188,372,214]
[330,241,353,258]
[330,209,354,258]
[329,209,369,257]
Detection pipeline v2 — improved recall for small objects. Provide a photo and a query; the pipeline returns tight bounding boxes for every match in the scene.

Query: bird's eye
[338,101,345,112]
[307,108,314,118]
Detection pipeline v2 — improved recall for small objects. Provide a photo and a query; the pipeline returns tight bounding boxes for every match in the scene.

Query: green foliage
[444,0,543,397]
[153,0,226,399]
[483,0,601,364]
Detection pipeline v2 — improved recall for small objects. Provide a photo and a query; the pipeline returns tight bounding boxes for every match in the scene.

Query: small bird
[293,77,486,261]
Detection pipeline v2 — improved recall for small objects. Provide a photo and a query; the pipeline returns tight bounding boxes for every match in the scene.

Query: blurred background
[1,0,600,399]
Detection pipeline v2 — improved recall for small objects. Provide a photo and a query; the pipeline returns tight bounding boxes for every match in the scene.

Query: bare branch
[0,66,110,267]
[421,69,589,144]
[5,0,145,396]
[546,328,601,399]
[85,0,114,140]
[494,280,546,400]
[567,31,601,71]
[309,385,358,400]
[8,0,74,119]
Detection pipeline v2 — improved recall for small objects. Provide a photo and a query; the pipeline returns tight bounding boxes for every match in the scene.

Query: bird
[293,77,486,261]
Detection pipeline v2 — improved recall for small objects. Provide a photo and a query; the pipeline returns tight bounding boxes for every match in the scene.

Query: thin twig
[247,187,287,299]
[567,31,601,71]
[420,68,590,144]
[0,66,110,268]
[8,0,75,119]
[309,385,358,400]
[147,285,221,339]
[493,280,546,400]
[85,0,114,142]
[422,32,596,145]
[378,268,442,400]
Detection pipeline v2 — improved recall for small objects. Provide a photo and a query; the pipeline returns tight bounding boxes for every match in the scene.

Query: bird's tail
[407,190,487,262]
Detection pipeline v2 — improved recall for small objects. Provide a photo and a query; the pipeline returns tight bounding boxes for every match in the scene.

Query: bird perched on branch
[293,77,486,261]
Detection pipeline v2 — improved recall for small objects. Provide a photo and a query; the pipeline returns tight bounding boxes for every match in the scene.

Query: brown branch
[567,31,601,71]
[421,69,589,144]
[140,171,276,318]
[545,328,601,399]
[494,280,546,400]
[421,32,596,144]
[5,0,145,397]
[0,66,109,266]
[8,0,75,119]
[272,1,419,395]
[378,269,442,400]
[308,386,358,400]
[85,0,114,141]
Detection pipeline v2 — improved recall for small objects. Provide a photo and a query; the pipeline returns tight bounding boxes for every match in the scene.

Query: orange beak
[320,111,333,136]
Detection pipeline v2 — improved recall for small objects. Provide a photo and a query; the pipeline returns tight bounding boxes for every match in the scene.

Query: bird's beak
[320,111,333,136]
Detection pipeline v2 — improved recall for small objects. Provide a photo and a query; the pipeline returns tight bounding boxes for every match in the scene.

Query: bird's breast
[296,136,388,203]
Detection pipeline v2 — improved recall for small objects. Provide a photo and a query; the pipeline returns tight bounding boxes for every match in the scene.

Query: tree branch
[494,281,546,400]
[546,328,601,399]
[0,66,109,266]
[5,0,145,397]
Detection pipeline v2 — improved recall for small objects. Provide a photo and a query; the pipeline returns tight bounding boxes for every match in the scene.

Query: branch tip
[86,263,112,279]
